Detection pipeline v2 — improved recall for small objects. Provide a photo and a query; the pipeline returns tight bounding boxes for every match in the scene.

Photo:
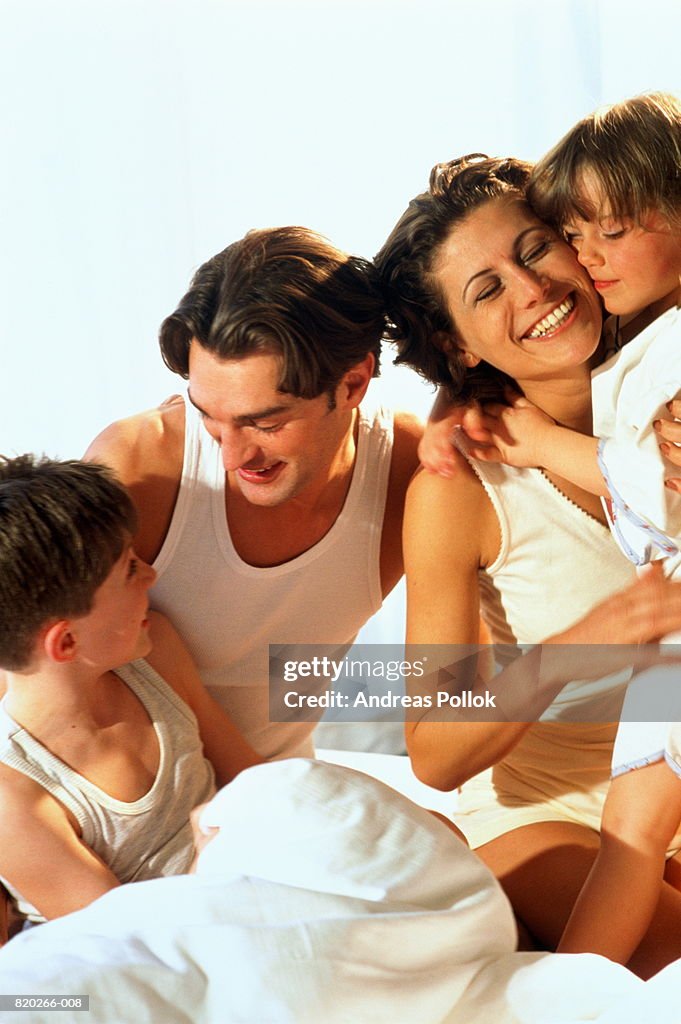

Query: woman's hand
[656,398,681,490]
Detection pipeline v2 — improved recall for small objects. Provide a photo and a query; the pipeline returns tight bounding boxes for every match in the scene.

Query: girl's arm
[559,760,681,963]
[464,395,609,496]
[0,768,120,926]
[417,389,495,477]
[146,612,263,788]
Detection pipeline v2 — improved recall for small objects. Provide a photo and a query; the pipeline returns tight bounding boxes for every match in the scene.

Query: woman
[374,154,681,977]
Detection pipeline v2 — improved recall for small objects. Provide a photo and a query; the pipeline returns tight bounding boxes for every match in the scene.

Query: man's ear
[337,352,375,409]
[42,621,77,664]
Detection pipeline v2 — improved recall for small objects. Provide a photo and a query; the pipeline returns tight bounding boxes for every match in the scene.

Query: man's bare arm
[84,398,186,564]
[379,410,423,598]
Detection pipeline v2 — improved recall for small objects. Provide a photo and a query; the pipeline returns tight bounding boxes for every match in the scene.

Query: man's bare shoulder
[84,396,187,563]
[389,409,423,479]
[377,410,423,595]
[84,396,185,482]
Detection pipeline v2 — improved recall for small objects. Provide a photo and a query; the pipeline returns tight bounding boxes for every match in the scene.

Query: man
[86,226,422,759]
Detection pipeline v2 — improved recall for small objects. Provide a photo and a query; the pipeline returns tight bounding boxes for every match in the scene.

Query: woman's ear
[433,330,481,370]
[460,350,482,369]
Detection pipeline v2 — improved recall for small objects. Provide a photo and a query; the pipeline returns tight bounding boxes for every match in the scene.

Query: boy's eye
[127,558,138,580]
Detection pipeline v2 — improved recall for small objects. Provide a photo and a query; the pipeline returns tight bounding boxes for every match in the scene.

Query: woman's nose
[511,265,551,305]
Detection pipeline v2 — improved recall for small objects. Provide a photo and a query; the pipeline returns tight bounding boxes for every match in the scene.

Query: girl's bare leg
[477,821,681,979]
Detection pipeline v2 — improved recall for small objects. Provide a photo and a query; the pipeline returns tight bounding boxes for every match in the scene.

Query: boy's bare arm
[0,769,120,923]
[146,612,264,787]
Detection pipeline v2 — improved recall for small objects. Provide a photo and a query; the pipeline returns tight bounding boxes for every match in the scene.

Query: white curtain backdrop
[1,0,679,649]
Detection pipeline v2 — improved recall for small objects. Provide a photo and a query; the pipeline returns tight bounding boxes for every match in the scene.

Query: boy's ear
[42,621,77,664]
[337,352,375,409]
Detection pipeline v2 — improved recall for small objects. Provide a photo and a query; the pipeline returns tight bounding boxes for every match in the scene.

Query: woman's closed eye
[474,277,502,303]
[520,239,552,264]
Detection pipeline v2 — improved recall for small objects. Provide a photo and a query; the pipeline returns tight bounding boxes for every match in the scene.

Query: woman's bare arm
[404,462,681,792]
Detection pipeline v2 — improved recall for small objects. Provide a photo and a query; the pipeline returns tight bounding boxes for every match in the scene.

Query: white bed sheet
[0,755,678,1023]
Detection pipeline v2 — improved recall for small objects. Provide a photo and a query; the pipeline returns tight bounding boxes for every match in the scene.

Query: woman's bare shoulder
[406,453,499,567]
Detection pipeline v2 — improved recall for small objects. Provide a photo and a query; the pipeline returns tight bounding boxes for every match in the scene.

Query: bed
[0,753,678,1023]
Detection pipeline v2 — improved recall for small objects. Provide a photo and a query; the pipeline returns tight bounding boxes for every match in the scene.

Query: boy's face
[563,171,681,320]
[71,544,156,670]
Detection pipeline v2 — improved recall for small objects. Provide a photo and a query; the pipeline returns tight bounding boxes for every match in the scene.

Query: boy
[0,455,260,939]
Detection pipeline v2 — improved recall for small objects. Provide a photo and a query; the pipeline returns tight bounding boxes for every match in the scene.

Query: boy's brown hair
[0,455,137,670]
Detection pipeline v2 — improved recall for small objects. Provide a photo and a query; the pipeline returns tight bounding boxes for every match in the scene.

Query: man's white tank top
[150,395,394,760]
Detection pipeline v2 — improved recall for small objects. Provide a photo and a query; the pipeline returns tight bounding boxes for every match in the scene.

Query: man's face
[187,342,355,509]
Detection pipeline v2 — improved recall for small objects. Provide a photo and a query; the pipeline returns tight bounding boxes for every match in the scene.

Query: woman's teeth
[526,296,575,339]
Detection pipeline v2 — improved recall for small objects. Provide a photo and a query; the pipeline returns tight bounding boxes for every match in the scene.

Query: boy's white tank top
[150,395,393,760]
[0,659,216,922]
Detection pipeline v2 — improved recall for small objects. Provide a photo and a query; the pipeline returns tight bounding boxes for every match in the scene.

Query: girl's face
[433,195,603,392]
[563,172,681,321]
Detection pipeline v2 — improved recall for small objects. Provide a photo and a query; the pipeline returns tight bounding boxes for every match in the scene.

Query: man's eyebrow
[233,404,291,425]
[461,227,544,302]
[186,389,292,424]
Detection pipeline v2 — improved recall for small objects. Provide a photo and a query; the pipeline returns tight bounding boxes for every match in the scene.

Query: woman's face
[433,195,603,390]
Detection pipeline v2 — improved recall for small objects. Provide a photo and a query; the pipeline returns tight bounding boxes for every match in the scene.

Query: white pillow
[0,758,518,1024]
[197,757,487,909]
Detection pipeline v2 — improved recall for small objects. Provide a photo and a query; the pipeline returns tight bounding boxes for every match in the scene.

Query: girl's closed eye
[127,557,138,580]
